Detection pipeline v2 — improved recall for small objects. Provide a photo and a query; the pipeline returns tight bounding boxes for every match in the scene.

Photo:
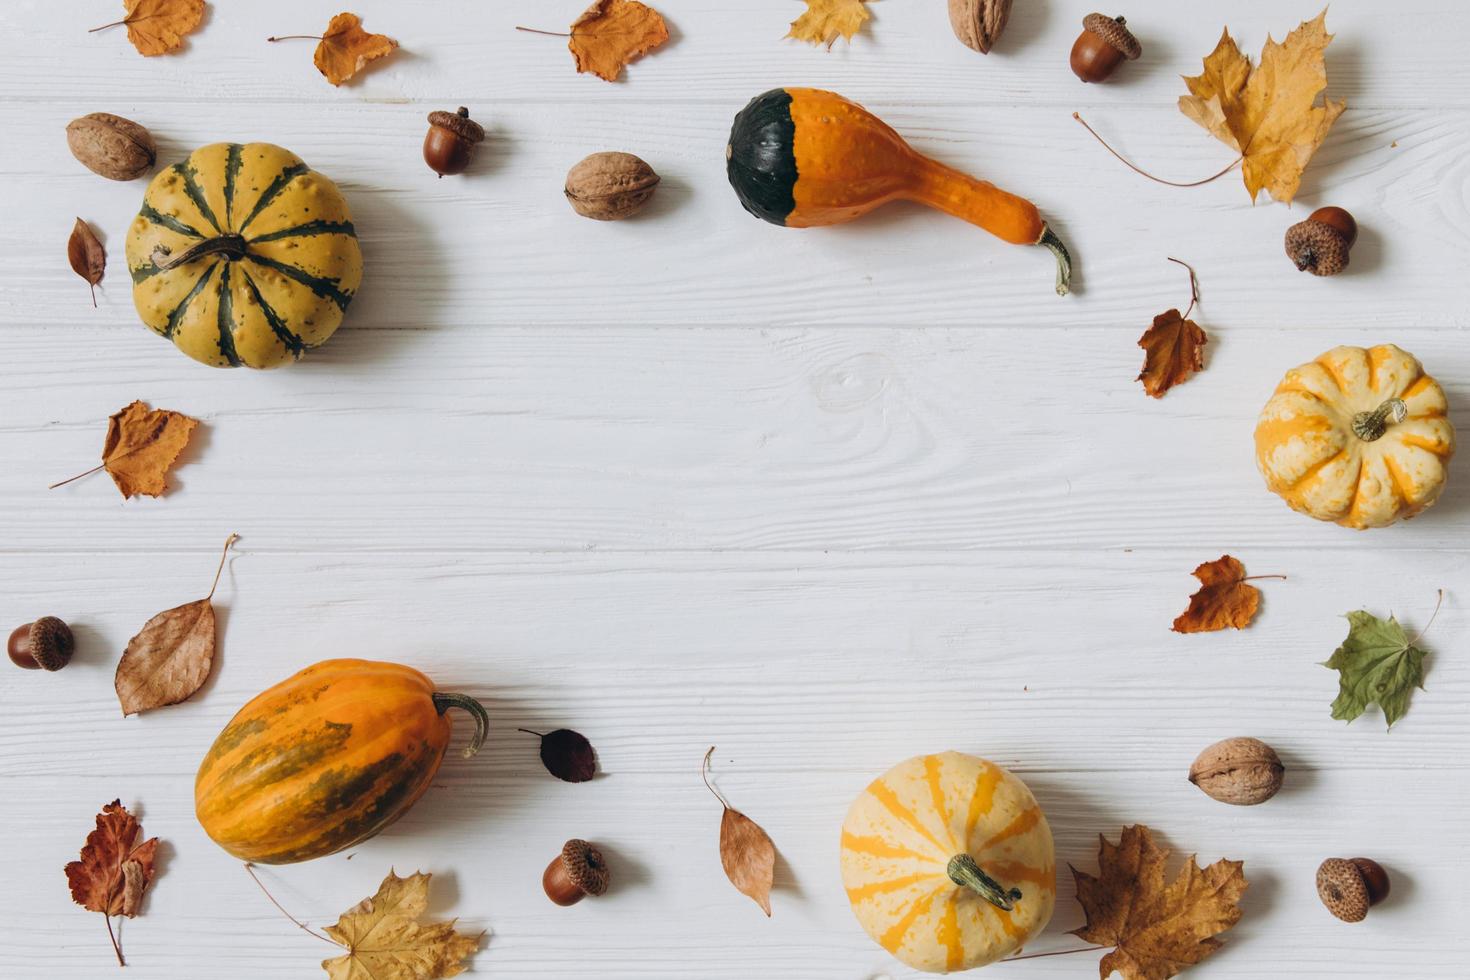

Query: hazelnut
[423,107,486,178]
[7,617,75,671]
[565,152,660,221]
[1188,737,1284,805]
[948,0,1012,55]
[66,113,156,181]
[542,839,610,906]
[1285,206,1357,276]
[1317,858,1390,922]
[1071,14,1141,83]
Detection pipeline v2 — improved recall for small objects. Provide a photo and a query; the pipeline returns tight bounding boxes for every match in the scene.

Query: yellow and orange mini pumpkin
[841,751,1055,973]
[1255,345,1454,529]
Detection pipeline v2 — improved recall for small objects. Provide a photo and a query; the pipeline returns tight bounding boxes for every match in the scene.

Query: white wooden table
[2,2,1466,977]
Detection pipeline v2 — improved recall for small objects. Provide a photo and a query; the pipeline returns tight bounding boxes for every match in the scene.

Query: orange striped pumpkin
[194,659,488,864]
[1255,345,1455,529]
[840,752,1054,973]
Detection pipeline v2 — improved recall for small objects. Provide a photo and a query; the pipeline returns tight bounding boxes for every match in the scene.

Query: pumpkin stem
[1351,398,1408,442]
[432,692,490,758]
[155,234,250,271]
[947,853,1022,911]
[1038,226,1072,297]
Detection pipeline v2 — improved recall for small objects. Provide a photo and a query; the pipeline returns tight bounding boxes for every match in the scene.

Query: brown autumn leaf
[1071,824,1247,980]
[788,0,871,49]
[68,218,106,308]
[1172,555,1268,633]
[65,800,161,967]
[115,534,237,715]
[1137,309,1207,398]
[568,0,669,82]
[322,870,481,980]
[91,0,206,57]
[703,746,776,916]
[1178,10,1345,204]
[311,12,398,86]
[520,728,597,782]
[50,400,199,498]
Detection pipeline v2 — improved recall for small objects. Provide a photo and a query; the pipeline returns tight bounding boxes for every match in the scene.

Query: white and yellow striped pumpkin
[125,143,363,369]
[1255,345,1454,529]
[840,752,1055,973]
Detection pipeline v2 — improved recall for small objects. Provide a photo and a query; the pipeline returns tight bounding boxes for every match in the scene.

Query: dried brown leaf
[68,218,105,308]
[1137,309,1207,398]
[703,747,776,916]
[94,0,206,57]
[65,800,160,966]
[1071,825,1247,980]
[314,12,398,86]
[100,401,199,499]
[322,870,481,980]
[1172,555,1265,634]
[521,728,597,782]
[114,534,236,715]
[569,0,669,82]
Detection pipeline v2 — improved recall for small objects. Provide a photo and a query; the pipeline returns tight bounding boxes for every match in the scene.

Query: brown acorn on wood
[8,617,74,671]
[543,839,610,906]
[1071,13,1141,83]
[423,107,485,177]
[1317,858,1390,922]
[1285,206,1357,276]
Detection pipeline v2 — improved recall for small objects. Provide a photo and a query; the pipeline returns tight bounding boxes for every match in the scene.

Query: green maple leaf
[1323,611,1430,729]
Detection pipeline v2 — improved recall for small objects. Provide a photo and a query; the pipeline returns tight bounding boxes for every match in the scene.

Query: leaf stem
[88,19,132,34]
[702,746,731,810]
[243,864,336,946]
[48,463,105,490]
[1167,257,1199,319]
[206,533,240,601]
[266,35,324,42]
[1003,945,1107,962]
[1409,589,1445,646]
[1073,113,1242,188]
[104,913,125,967]
[515,26,573,37]
[1241,574,1288,582]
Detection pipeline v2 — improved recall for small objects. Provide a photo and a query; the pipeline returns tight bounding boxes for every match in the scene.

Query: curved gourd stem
[431,692,490,758]
[947,853,1022,912]
[1352,398,1408,442]
[156,234,250,271]
[1039,226,1072,297]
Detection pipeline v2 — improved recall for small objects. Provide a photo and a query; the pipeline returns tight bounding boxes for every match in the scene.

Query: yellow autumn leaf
[1178,9,1345,204]
[788,0,870,49]
[322,871,480,980]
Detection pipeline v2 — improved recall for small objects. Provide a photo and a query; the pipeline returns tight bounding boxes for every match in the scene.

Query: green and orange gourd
[194,660,488,864]
[727,88,1073,295]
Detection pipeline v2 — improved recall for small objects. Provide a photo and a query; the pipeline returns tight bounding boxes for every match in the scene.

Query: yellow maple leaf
[788,0,871,49]
[1178,10,1345,204]
[322,871,480,980]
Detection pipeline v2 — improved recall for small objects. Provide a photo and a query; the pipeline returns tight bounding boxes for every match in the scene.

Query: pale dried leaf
[569,0,669,82]
[115,598,215,715]
[322,870,481,980]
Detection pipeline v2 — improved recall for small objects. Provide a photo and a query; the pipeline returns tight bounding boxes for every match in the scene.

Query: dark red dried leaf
[521,728,597,782]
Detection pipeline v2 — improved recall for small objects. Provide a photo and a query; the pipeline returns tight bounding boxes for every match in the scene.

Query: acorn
[423,107,485,178]
[1285,207,1357,276]
[1070,14,1141,83]
[7,617,74,671]
[542,839,610,906]
[1317,858,1390,922]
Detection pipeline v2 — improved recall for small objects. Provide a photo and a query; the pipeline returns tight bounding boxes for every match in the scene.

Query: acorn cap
[427,108,485,144]
[1316,858,1370,922]
[1083,13,1142,59]
[1285,218,1350,276]
[560,839,610,897]
[27,617,74,671]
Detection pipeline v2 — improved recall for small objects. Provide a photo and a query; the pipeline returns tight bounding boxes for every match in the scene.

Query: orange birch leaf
[312,12,398,86]
[568,0,669,82]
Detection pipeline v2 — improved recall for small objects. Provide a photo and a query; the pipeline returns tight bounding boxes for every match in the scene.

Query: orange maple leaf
[569,0,670,82]
[90,0,206,57]
[1172,555,1266,634]
[312,12,398,86]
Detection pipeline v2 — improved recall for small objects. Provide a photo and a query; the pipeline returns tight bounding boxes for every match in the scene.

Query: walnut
[66,113,156,181]
[1188,737,1284,806]
[564,152,660,220]
[948,0,1012,54]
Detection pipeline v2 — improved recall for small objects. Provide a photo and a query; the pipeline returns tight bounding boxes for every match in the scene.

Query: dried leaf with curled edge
[91,0,206,57]
[1178,10,1346,204]
[1071,825,1247,980]
[68,218,106,308]
[313,12,398,86]
[1137,309,1207,398]
[115,534,237,715]
[1172,555,1265,634]
[703,747,776,916]
[568,0,669,82]
[788,0,871,49]
[322,870,481,980]
[65,800,161,966]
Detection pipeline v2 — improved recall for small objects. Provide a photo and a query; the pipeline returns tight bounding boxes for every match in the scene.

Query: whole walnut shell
[1189,737,1284,806]
[565,152,660,221]
[67,113,156,181]
[949,0,1012,54]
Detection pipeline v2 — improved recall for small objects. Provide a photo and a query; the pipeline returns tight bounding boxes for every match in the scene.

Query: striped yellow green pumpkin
[124,143,363,369]
[194,659,488,864]
[841,752,1055,973]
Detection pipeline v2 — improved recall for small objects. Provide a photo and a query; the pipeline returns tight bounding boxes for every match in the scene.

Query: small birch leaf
[313,13,398,86]
[568,0,669,82]
[703,747,776,916]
